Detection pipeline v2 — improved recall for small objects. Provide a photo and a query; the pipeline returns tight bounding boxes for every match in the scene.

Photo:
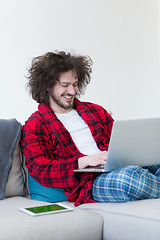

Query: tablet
[19,203,73,216]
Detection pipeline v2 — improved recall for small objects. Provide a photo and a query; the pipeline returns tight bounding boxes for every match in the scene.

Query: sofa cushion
[0,197,103,240]
[78,199,160,240]
[0,118,23,199]
[5,142,27,197]
[28,174,67,202]
[0,118,28,199]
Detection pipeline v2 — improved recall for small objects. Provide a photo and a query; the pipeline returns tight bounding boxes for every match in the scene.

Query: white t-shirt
[55,109,101,155]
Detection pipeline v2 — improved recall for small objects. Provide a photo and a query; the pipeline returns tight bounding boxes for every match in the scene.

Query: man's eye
[61,84,68,87]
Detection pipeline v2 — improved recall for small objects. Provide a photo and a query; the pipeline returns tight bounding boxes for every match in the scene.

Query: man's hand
[78,151,108,169]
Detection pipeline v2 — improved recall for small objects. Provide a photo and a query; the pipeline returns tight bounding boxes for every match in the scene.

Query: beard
[49,92,75,110]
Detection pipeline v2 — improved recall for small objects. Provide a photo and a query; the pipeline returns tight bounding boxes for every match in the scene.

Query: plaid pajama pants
[92,165,160,202]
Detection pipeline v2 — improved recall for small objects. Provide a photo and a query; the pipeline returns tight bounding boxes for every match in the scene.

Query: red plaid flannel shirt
[21,99,114,206]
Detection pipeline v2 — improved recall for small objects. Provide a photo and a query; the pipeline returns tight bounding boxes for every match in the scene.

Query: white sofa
[1,118,160,240]
[0,118,103,240]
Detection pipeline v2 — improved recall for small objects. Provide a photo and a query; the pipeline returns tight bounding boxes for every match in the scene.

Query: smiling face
[48,70,79,113]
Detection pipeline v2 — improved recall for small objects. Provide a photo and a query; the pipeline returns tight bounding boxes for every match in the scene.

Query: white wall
[0,0,160,123]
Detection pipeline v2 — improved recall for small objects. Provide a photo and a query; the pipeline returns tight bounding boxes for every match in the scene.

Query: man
[21,51,160,206]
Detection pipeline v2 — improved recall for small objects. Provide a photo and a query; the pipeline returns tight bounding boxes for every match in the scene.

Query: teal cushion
[28,175,67,202]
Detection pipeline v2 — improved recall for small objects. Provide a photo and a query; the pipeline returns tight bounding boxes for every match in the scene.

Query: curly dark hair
[27,51,93,104]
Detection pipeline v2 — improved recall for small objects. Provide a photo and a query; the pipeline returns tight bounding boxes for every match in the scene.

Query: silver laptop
[74,118,160,173]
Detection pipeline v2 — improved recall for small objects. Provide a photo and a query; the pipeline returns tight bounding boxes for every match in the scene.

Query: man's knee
[93,166,145,202]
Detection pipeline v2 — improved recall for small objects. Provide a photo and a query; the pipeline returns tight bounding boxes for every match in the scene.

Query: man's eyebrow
[60,80,78,84]
[59,81,70,85]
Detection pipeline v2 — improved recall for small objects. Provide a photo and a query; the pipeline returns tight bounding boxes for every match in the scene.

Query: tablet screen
[19,203,73,216]
[26,204,66,214]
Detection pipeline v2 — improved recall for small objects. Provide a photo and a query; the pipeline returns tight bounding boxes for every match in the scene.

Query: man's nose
[67,85,76,95]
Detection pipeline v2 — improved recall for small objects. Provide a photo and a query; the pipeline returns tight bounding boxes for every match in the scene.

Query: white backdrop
[0,0,160,124]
